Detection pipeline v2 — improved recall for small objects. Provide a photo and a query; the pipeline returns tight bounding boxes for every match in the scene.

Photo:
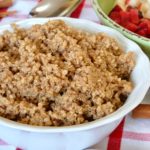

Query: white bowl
[0,17,150,150]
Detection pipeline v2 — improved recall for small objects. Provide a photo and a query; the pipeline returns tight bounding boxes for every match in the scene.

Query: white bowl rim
[0,17,149,133]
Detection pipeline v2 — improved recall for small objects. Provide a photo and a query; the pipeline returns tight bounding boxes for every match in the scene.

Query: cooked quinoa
[0,20,135,126]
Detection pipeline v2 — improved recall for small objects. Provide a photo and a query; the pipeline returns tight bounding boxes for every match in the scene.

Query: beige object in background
[132,104,150,119]
[132,89,150,119]
[0,0,13,8]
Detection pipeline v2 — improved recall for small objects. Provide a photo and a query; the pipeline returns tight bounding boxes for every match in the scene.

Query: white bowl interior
[0,17,149,132]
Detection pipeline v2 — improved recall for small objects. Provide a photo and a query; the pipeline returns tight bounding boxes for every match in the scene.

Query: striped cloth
[0,0,150,150]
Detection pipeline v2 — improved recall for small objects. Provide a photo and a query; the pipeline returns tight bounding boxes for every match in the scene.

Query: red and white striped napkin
[0,0,150,150]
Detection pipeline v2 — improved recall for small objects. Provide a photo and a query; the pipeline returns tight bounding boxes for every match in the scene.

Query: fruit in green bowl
[92,0,150,57]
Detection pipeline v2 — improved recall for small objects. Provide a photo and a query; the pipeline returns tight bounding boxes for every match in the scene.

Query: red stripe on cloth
[123,131,150,141]
[16,148,22,150]
[70,0,85,18]
[107,118,125,150]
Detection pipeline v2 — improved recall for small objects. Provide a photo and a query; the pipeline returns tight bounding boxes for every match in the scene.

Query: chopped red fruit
[129,9,140,24]
[148,25,150,35]
[138,21,148,30]
[113,5,122,12]
[109,5,150,38]
[120,11,130,26]
[125,23,137,32]
[126,6,133,11]
[141,19,150,35]
[109,12,121,24]
[137,29,147,36]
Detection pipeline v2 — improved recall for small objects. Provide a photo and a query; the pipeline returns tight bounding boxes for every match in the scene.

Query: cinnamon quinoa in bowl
[0,20,135,126]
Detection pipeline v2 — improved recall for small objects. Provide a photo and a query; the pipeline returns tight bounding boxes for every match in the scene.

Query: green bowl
[92,0,150,57]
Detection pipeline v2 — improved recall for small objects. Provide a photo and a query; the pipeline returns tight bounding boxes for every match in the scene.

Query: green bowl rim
[92,0,150,42]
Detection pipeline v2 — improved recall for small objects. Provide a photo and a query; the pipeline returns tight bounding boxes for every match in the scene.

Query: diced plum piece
[109,11,121,24]
[137,29,147,36]
[125,23,137,32]
[120,11,130,26]
[129,9,140,24]
[113,5,123,12]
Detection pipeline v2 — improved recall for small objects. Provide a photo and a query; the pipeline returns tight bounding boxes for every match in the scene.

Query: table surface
[0,0,150,150]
